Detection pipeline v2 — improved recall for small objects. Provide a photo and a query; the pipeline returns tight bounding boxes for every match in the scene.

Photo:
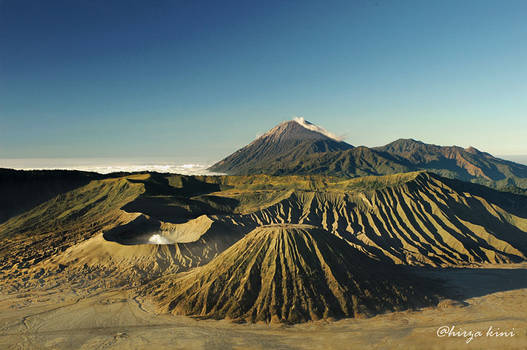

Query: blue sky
[1,0,526,161]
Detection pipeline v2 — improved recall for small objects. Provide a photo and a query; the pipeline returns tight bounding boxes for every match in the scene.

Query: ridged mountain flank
[208,120,527,189]
[3,171,527,287]
[208,118,353,174]
[144,224,438,323]
[375,138,527,188]
[3,171,527,300]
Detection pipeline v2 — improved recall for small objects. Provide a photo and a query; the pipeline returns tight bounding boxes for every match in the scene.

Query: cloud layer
[0,158,225,175]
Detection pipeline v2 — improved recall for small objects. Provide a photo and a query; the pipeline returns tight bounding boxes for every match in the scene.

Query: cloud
[1,159,226,175]
[148,234,172,244]
[293,116,343,141]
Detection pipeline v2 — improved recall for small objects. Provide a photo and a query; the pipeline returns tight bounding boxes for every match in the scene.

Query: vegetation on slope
[209,120,353,174]
[0,169,106,223]
[376,139,527,189]
[208,120,527,190]
[0,172,246,291]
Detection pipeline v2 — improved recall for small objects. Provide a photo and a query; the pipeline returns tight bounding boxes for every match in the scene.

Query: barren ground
[1,263,526,350]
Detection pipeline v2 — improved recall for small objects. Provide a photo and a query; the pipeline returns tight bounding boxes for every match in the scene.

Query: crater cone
[146,224,439,323]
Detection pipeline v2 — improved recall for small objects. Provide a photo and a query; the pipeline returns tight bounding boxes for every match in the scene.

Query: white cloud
[293,117,342,141]
[148,234,172,245]
[0,158,226,175]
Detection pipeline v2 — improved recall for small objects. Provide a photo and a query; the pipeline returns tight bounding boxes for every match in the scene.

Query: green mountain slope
[0,173,244,291]
[209,119,353,174]
[209,120,527,190]
[255,146,414,177]
[375,139,527,188]
[0,168,105,223]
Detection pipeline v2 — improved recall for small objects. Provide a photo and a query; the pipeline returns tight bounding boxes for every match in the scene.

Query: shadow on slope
[432,173,527,218]
[0,169,105,223]
[410,265,527,300]
[103,215,159,245]
[123,173,239,223]
[144,224,442,323]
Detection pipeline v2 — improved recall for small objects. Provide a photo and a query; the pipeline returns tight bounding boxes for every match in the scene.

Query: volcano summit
[210,119,527,190]
[208,118,353,174]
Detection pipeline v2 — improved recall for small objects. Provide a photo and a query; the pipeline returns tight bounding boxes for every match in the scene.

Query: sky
[1,0,526,164]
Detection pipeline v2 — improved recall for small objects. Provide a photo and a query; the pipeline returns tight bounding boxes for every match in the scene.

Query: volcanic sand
[1,263,526,350]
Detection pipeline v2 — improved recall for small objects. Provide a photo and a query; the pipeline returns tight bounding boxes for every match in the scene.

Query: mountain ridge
[2,170,526,287]
[2,170,526,323]
[210,120,527,189]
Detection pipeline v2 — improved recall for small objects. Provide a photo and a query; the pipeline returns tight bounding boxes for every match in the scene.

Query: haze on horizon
[1,0,526,162]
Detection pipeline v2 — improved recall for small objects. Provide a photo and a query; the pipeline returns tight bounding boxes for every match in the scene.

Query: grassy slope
[213,138,527,190]
[0,174,146,276]
[0,169,106,223]
[0,173,244,292]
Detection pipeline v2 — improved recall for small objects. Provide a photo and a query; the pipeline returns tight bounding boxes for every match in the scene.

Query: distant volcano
[209,119,527,189]
[208,118,353,174]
